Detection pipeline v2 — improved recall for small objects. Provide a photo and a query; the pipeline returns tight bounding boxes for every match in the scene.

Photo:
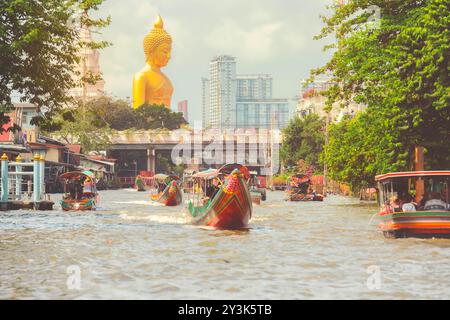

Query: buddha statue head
[143,15,172,69]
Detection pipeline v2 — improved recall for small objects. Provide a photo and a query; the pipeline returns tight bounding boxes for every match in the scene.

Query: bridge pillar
[147,148,156,174]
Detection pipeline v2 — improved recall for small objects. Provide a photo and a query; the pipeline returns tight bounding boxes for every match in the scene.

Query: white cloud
[204,19,283,62]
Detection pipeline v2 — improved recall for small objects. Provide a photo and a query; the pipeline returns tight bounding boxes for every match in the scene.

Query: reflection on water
[1,190,450,299]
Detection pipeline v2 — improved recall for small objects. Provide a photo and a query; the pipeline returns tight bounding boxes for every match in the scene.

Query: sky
[93,0,334,122]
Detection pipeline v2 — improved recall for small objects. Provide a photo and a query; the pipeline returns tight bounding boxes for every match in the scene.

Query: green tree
[324,110,407,190]
[41,99,112,153]
[86,98,187,131]
[312,0,450,188]
[133,104,187,130]
[0,0,110,132]
[155,152,184,176]
[87,96,135,130]
[280,114,325,170]
[42,97,189,152]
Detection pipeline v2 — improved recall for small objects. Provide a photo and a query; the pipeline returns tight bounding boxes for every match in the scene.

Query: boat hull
[61,198,96,211]
[151,181,182,206]
[379,211,450,238]
[188,170,252,229]
[251,191,261,205]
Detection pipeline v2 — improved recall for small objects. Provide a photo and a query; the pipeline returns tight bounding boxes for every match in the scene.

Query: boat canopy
[288,174,311,185]
[376,171,450,182]
[193,168,219,179]
[375,171,450,208]
[154,173,179,184]
[218,163,250,179]
[60,170,95,181]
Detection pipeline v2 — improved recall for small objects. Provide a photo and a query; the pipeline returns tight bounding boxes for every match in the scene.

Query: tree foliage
[156,152,185,176]
[0,0,110,133]
[41,96,188,152]
[280,114,325,170]
[40,99,112,153]
[313,0,450,188]
[86,97,187,131]
[133,104,187,130]
[324,110,406,190]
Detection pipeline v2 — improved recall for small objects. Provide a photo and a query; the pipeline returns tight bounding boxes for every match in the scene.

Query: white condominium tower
[207,55,237,129]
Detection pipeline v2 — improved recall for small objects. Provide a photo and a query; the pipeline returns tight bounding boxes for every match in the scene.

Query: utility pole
[323,112,329,194]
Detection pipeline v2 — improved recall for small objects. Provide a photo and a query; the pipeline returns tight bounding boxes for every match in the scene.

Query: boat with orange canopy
[285,173,323,201]
[376,171,450,238]
[60,170,98,211]
[150,174,182,206]
[186,164,252,229]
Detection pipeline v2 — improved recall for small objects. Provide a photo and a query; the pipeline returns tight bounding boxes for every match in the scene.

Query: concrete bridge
[108,128,281,177]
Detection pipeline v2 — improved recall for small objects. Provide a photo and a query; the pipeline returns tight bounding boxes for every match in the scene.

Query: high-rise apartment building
[208,55,237,129]
[202,56,289,130]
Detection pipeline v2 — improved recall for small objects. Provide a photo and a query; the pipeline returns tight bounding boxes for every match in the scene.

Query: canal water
[1,190,450,299]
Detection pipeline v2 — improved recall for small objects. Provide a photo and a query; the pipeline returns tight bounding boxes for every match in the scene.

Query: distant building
[0,103,40,144]
[202,56,290,130]
[201,78,210,128]
[296,78,365,122]
[68,22,105,101]
[177,100,189,123]
[236,74,272,99]
[236,99,289,130]
[235,74,289,130]
[208,55,237,129]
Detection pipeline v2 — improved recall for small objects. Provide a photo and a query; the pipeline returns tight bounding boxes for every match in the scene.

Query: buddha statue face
[147,42,171,68]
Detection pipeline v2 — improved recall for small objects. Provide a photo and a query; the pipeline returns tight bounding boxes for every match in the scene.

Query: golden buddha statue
[132,15,173,109]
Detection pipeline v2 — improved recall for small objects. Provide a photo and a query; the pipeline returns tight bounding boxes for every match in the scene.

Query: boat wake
[119,213,185,224]
[112,200,164,206]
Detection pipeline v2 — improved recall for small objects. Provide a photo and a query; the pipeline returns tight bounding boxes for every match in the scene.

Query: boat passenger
[158,182,166,193]
[424,192,448,211]
[83,177,94,194]
[75,180,83,200]
[68,180,77,199]
[390,196,402,212]
[210,178,221,199]
[401,194,417,212]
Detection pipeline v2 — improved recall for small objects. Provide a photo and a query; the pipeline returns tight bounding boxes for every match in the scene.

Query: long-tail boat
[186,164,252,229]
[151,173,182,206]
[376,171,450,238]
[285,173,323,201]
[60,171,98,211]
[249,171,266,205]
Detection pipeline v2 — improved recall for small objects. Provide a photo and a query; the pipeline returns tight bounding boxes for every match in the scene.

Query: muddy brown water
[1,190,450,299]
